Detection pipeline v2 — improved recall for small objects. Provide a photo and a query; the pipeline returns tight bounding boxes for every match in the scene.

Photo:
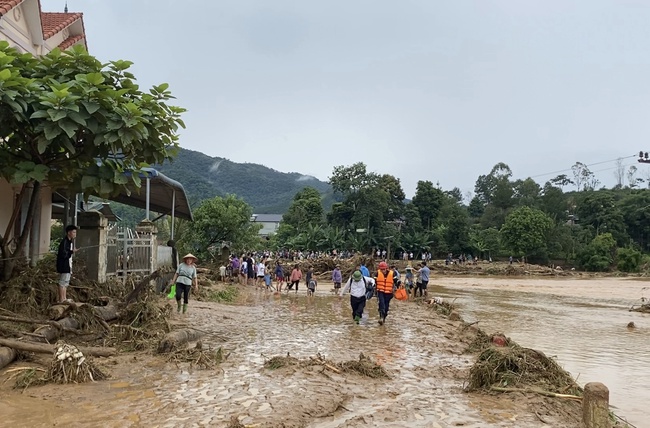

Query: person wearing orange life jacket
[375,261,394,325]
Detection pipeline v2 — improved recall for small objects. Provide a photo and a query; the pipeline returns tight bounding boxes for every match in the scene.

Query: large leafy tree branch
[0,43,185,280]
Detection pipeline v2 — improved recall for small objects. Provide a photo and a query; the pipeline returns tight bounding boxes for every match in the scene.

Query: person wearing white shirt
[341,270,375,324]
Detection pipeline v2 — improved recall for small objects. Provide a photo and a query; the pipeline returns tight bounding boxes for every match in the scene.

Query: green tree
[513,178,541,207]
[617,247,643,272]
[619,190,650,251]
[0,44,185,280]
[577,233,617,272]
[412,180,444,229]
[470,226,500,259]
[439,196,470,254]
[281,187,323,229]
[378,174,406,219]
[500,206,554,261]
[539,182,567,222]
[184,195,260,261]
[574,191,628,245]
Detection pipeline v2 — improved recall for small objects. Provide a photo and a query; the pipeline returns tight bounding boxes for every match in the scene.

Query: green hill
[156,148,334,213]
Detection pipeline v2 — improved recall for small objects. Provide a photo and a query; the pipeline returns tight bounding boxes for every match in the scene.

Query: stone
[583,382,612,428]
[448,311,462,321]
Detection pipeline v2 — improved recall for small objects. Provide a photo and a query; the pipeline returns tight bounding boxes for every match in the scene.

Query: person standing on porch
[56,225,78,303]
[170,254,198,314]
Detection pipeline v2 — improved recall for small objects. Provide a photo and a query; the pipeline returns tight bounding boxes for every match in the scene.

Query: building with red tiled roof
[0,0,86,54]
[0,0,88,268]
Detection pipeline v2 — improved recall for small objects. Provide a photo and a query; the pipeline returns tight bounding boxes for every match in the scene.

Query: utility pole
[639,151,650,164]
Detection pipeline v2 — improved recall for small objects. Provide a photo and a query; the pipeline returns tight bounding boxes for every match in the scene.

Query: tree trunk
[48,302,119,322]
[0,346,17,370]
[124,270,161,305]
[13,181,41,267]
[157,328,205,353]
[0,338,116,357]
[32,317,80,343]
[0,181,40,281]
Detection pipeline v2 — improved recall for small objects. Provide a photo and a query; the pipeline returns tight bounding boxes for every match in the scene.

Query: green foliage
[0,43,184,279]
[616,247,643,273]
[203,286,239,303]
[183,195,260,260]
[500,206,554,259]
[577,233,617,272]
[412,180,444,229]
[470,226,500,258]
[0,43,184,198]
[281,187,324,229]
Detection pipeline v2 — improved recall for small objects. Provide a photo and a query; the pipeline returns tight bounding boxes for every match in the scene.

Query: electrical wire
[528,154,638,179]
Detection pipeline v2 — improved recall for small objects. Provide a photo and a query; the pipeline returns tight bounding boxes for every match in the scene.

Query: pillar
[582,382,611,428]
[77,211,108,283]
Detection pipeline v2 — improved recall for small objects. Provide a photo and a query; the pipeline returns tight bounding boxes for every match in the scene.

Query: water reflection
[431,278,649,427]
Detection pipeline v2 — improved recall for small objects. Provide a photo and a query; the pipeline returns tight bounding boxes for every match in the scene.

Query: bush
[577,233,617,272]
[584,255,611,272]
[617,248,643,273]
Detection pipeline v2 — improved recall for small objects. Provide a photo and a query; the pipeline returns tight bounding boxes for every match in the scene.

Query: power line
[528,154,637,180]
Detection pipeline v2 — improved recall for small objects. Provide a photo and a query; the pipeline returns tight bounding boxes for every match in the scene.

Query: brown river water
[432,276,650,428]
[0,276,646,427]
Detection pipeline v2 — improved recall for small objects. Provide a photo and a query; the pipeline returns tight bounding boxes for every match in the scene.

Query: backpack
[349,275,375,300]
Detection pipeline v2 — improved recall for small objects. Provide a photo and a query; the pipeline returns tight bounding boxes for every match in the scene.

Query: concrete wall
[256,221,280,236]
[0,179,53,262]
[0,0,43,55]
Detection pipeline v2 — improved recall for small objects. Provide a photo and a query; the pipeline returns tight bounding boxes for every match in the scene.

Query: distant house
[251,214,283,236]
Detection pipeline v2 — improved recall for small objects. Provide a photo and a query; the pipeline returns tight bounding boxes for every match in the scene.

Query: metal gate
[106,226,155,277]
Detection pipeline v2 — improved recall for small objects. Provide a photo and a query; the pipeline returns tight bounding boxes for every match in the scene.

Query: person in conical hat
[170,254,199,314]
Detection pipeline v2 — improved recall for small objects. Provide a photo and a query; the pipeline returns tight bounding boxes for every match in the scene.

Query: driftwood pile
[0,267,194,388]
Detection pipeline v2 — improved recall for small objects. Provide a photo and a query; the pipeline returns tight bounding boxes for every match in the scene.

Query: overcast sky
[43,1,650,198]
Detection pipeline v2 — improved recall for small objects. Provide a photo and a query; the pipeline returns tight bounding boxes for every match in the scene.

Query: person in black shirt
[56,225,78,303]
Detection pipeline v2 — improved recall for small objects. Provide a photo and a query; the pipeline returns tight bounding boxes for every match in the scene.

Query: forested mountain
[156,148,334,213]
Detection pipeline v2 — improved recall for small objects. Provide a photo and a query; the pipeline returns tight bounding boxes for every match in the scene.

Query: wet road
[0,287,582,428]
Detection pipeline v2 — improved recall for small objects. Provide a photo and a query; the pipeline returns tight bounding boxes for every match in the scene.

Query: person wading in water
[375,261,394,325]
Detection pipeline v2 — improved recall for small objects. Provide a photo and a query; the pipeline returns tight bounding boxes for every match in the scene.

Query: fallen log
[48,304,69,321]
[0,338,116,357]
[0,346,17,370]
[32,317,79,343]
[157,328,206,354]
[490,386,582,401]
[124,270,162,305]
[92,301,119,322]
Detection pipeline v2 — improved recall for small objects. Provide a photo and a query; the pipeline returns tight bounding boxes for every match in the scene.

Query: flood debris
[466,345,582,396]
[337,353,389,378]
[263,352,300,369]
[47,343,107,384]
[264,352,389,379]
[8,343,108,390]
[425,296,456,316]
[166,341,227,370]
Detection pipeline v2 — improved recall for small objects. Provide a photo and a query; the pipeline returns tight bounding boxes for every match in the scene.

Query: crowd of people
[215,252,433,326]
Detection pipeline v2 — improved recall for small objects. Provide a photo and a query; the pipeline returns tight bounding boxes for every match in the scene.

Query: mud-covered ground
[0,284,583,428]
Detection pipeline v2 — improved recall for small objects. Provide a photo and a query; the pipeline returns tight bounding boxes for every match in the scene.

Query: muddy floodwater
[0,276,645,427]
[432,276,649,428]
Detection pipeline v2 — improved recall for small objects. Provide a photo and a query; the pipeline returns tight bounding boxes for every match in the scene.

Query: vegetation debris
[466,345,581,395]
[166,341,228,370]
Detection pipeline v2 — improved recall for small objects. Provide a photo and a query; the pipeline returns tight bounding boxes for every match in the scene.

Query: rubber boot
[182,304,188,314]
[176,301,182,313]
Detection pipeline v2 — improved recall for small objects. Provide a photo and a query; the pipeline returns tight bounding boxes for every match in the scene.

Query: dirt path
[0,288,583,427]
